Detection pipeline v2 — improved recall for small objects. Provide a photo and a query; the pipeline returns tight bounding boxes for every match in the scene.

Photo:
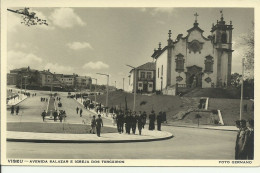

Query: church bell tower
[211,10,233,87]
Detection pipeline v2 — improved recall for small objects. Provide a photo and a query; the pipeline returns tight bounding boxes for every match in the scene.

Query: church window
[204,55,214,73]
[175,54,185,72]
[221,33,227,43]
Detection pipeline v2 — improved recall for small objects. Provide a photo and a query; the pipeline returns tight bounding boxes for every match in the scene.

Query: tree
[231,73,242,88]
[7,8,48,26]
[240,22,254,79]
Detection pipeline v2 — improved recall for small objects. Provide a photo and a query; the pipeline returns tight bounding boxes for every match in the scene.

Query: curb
[164,124,237,132]
[7,134,174,143]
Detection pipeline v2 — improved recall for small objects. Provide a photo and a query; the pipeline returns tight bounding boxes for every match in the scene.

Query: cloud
[49,8,85,28]
[7,12,21,32]
[44,63,73,74]
[83,61,109,70]
[7,50,43,71]
[141,8,176,16]
[67,42,93,50]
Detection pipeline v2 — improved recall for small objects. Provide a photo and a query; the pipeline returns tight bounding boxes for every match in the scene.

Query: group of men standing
[10,105,20,115]
[235,119,254,160]
[113,110,164,135]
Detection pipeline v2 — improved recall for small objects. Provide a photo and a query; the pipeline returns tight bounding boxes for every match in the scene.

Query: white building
[152,13,233,93]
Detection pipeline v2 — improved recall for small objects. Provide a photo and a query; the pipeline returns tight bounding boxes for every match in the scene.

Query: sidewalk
[7,94,28,108]
[7,127,173,143]
[165,123,237,131]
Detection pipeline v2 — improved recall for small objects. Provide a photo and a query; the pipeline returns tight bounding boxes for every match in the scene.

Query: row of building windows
[138,82,153,88]
[157,55,214,78]
[140,71,153,79]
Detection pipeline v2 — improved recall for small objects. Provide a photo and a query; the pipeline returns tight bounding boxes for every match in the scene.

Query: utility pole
[92,78,97,107]
[240,58,245,121]
[126,64,137,112]
[115,81,116,88]
[96,73,109,111]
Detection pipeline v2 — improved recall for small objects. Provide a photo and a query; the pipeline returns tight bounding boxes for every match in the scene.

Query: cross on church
[168,30,172,39]
[194,12,199,22]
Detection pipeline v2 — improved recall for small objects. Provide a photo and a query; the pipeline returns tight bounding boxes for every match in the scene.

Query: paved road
[6,90,237,159]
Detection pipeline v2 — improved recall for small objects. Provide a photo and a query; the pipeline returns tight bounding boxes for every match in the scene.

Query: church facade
[152,13,233,92]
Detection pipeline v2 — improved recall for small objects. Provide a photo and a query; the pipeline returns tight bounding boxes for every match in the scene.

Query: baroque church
[151,12,233,91]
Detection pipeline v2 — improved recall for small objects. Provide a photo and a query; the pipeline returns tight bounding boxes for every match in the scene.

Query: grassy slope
[208,98,254,126]
[90,91,254,126]
[90,91,188,119]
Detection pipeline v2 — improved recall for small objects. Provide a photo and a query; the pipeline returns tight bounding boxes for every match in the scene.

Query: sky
[7,7,254,87]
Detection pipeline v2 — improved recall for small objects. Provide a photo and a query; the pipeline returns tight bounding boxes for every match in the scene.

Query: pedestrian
[11,105,15,115]
[141,111,147,128]
[124,112,131,134]
[162,111,167,123]
[245,119,254,160]
[16,106,20,115]
[41,110,46,122]
[90,115,96,134]
[96,114,103,137]
[149,110,156,130]
[157,112,163,131]
[80,108,83,117]
[76,106,79,114]
[53,109,58,122]
[137,114,143,135]
[131,112,137,134]
[236,120,248,160]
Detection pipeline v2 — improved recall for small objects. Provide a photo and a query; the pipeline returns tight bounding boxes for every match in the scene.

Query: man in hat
[41,110,46,122]
[149,110,156,130]
[236,119,248,160]
[157,112,162,131]
[141,111,147,128]
[96,114,103,137]
[245,119,254,159]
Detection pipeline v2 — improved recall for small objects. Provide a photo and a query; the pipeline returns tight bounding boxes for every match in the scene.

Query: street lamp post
[96,73,109,112]
[92,78,97,107]
[126,64,137,112]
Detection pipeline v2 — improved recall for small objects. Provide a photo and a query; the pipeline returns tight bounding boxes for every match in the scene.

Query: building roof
[130,62,155,73]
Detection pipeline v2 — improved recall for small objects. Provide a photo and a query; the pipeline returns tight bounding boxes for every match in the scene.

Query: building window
[138,83,143,87]
[175,54,185,72]
[204,55,214,73]
[147,72,152,79]
[158,68,160,78]
[141,72,145,78]
[148,83,153,88]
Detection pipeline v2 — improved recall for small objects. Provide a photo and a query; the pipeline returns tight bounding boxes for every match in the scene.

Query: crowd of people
[41,109,67,122]
[235,119,254,160]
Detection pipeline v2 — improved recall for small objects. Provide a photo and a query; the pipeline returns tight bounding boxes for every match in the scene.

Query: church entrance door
[143,83,148,92]
[186,65,203,88]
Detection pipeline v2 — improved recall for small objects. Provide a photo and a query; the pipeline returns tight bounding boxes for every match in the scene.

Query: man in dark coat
[245,119,254,160]
[11,106,15,115]
[125,112,131,134]
[149,110,156,130]
[96,114,103,137]
[80,108,83,117]
[116,111,124,133]
[53,109,58,122]
[76,107,79,114]
[141,111,147,128]
[41,110,46,122]
[236,120,248,160]
[157,112,162,131]
[131,112,137,134]
[137,114,143,135]
[16,106,20,115]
